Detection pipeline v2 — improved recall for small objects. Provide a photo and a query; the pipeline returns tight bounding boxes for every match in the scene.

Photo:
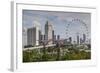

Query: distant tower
[33,21,41,45]
[57,35,60,41]
[52,30,55,44]
[22,27,27,48]
[69,37,72,44]
[54,35,56,44]
[39,30,42,45]
[76,33,80,44]
[45,21,53,45]
[83,34,86,43]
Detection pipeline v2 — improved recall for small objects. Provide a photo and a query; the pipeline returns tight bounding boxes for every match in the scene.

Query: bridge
[23,44,56,51]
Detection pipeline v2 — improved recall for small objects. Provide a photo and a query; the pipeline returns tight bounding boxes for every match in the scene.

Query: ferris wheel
[65,18,90,44]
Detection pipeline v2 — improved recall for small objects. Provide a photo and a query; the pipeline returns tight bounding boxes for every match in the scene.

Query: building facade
[27,21,41,46]
[45,21,54,45]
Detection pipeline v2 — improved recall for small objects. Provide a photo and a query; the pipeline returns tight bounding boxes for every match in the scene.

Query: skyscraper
[45,21,53,45]
[69,37,72,44]
[83,34,86,43]
[27,21,41,46]
[54,35,56,44]
[27,27,36,46]
[52,30,55,44]
[57,35,60,41]
[39,30,42,45]
[22,27,27,48]
[77,35,80,44]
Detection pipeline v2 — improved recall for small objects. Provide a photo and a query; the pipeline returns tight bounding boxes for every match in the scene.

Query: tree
[40,39,53,61]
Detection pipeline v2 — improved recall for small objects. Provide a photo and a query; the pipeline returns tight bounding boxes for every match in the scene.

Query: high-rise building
[69,37,72,44]
[27,27,36,46]
[39,30,42,45]
[45,21,53,45]
[83,34,86,43]
[22,27,27,48]
[52,30,55,44]
[57,35,60,41]
[77,35,80,44]
[27,21,41,46]
[54,35,56,44]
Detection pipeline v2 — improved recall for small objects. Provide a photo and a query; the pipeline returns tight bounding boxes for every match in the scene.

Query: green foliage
[61,51,91,60]
[23,45,91,62]
[23,49,42,62]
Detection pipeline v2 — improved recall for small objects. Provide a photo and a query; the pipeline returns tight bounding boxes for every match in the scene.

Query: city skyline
[22,10,91,47]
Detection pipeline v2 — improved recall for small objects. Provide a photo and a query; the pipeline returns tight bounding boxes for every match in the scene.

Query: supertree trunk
[56,42,61,60]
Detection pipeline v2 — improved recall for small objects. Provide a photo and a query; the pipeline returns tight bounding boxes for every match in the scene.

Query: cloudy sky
[22,10,91,45]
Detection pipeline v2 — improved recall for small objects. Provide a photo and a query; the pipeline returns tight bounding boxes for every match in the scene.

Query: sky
[22,10,91,45]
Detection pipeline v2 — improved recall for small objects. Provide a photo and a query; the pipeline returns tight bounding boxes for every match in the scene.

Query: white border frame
[11,1,97,71]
